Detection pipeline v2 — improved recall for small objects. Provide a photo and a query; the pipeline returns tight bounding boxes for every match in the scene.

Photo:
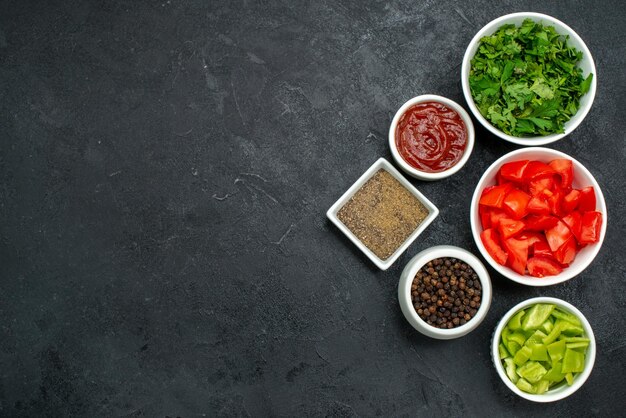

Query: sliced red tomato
[518,231,544,248]
[478,158,599,277]
[578,187,597,211]
[503,189,531,219]
[496,170,507,185]
[523,161,557,181]
[545,220,573,252]
[479,184,512,209]
[503,237,529,275]
[562,189,581,213]
[553,236,577,265]
[580,211,602,244]
[479,207,491,230]
[489,209,509,229]
[527,196,550,215]
[547,190,564,217]
[562,212,582,242]
[480,228,508,266]
[500,160,529,182]
[499,218,525,239]
[525,215,559,231]
[532,239,554,259]
[548,159,574,190]
[528,177,555,196]
[527,256,563,278]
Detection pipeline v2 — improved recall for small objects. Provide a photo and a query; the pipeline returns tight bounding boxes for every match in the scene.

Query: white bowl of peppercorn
[398,245,492,339]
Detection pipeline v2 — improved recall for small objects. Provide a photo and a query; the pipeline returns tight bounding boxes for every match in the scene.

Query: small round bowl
[470,147,607,286]
[398,245,492,339]
[461,12,597,146]
[492,297,596,402]
[389,94,475,181]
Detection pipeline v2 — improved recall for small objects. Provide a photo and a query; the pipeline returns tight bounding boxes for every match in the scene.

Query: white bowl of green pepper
[491,297,596,402]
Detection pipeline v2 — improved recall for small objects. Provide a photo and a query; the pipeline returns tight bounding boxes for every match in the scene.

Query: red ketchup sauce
[395,102,467,173]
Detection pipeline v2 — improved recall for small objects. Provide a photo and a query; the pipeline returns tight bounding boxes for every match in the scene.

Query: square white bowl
[326,158,439,270]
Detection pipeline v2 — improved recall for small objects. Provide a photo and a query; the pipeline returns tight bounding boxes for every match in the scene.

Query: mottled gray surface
[0,0,624,416]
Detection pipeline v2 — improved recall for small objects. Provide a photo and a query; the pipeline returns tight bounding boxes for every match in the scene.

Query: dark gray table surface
[1,0,625,416]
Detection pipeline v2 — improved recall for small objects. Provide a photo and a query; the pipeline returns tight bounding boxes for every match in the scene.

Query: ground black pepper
[337,169,428,260]
[411,257,482,329]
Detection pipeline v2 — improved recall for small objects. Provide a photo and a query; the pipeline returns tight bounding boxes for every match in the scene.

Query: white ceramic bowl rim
[470,147,607,286]
[461,12,597,146]
[389,94,475,180]
[399,245,492,338]
[492,297,596,402]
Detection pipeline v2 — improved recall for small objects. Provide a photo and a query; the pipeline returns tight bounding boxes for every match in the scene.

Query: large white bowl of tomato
[470,147,606,286]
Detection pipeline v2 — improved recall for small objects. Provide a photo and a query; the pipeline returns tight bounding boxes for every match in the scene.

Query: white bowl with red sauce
[389,95,475,181]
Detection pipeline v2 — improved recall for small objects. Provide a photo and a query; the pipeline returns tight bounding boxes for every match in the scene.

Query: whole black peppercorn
[411,257,483,330]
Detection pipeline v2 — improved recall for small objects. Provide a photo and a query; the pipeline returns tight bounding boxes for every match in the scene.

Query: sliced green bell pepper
[525,330,548,345]
[543,361,565,383]
[547,340,566,363]
[506,341,521,356]
[516,378,535,394]
[522,304,555,331]
[504,357,518,383]
[562,348,585,373]
[540,319,554,334]
[508,309,526,331]
[513,346,533,366]
[509,332,527,346]
[499,343,510,359]
[551,308,582,326]
[535,379,550,394]
[517,361,548,383]
[529,344,549,362]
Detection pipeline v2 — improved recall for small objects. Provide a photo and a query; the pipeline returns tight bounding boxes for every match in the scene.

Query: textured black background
[1,0,625,416]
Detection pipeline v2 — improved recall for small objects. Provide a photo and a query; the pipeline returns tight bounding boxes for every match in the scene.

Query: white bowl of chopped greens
[461,13,596,145]
[492,297,596,402]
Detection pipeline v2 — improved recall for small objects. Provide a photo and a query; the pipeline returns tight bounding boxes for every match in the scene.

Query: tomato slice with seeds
[553,236,577,265]
[562,212,583,243]
[580,211,602,244]
[527,196,550,215]
[489,209,509,229]
[503,189,531,219]
[545,220,573,252]
[518,231,544,248]
[499,218,525,239]
[480,228,508,266]
[527,256,563,278]
[562,189,581,213]
[528,177,555,196]
[502,237,529,275]
[578,187,597,211]
[548,159,574,190]
[547,190,564,217]
[532,240,554,259]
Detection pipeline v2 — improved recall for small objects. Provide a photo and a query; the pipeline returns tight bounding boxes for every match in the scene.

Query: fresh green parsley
[469,19,593,137]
